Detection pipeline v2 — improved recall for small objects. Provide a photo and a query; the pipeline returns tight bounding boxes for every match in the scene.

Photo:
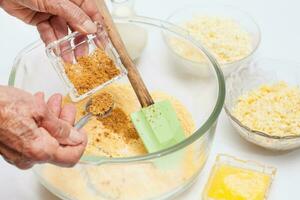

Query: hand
[0,0,103,45]
[0,86,87,169]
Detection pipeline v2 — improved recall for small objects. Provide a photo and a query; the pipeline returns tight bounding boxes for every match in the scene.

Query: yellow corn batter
[41,83,201,200]
[63,83,195,157]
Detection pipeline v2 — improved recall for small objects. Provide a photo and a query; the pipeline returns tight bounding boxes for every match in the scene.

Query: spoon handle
[96,0,154,108]
[74,113,93,129]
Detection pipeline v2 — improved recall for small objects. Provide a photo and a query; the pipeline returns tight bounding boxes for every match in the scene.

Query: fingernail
[69,129,84,144]
[82,20,97,33]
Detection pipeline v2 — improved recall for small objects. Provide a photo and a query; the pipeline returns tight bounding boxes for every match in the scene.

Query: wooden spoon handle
[96,0,154,107]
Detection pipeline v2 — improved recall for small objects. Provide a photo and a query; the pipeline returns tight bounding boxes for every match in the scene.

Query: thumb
[41,116,84,145]
[33,92,84,145]
[43,0,97,34]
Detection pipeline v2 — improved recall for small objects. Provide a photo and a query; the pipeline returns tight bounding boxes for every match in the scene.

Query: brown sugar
[64,48,120,95]
[88,92,114,116]
[99,107,140,143]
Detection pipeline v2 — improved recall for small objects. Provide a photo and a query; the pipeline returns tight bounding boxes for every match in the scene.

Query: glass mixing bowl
[9,16,225,200]
[164,4,261,77]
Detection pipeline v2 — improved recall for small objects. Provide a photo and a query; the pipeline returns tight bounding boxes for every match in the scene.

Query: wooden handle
[96,0,154,108]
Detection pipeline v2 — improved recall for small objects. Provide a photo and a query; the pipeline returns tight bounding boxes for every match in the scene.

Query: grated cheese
[170,16,253,64]
[233,81,300,137]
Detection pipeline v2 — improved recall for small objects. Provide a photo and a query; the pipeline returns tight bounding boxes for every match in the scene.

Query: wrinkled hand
[0,0,103,45]
[0,86,87,169]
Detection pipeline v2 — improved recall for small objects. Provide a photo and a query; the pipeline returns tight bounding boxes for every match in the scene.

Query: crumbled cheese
[233,81,300,137]
[170,16,252,64]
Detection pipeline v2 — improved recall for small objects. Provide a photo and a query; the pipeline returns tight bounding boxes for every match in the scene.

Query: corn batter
[64,83,194,157]
[41,83,200,200]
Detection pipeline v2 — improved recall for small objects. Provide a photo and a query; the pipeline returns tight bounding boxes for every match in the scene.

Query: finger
[32,92,49,125]
[0,143,33,170]
[50,16,69,39]
[92,23,108,49]
[50,129,87,167]
[44,0,97,34]
[41,115,84,145]
[50,16,74,62]
[37,20,58,45]
[34,91,45,102]
[68,26,89,61]
[60,104,77,125]
[74,35,89,59]
[41,117,71,140]
[27,12,52,25]
[32,93,73,142]
[70,0,105,52]
[93,24,107,50]
[68,0,104,49]
[71,0,104,24]
[20,127,86,167]
[27,127,83,163]
[47,93,62,117]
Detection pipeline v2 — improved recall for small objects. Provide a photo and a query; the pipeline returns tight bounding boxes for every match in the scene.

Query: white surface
[0,0,300,199]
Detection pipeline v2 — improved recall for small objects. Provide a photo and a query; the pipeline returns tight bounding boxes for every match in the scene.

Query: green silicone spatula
[97,1,186,153]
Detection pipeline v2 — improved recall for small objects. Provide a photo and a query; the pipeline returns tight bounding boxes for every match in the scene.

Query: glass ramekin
[203,154,276,200]
[225,58,300,151]
[164,4,261,77]
[9,16,225,200]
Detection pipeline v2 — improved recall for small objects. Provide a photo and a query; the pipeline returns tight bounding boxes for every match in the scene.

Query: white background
[1,0,300,199]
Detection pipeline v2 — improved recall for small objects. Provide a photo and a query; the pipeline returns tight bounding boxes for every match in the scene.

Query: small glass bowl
[46,23,127,102]
[225,58,300,150]
[203,154,276,200]
[164,4,261,77]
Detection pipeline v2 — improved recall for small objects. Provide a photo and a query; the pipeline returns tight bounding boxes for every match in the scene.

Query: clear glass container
[9,16,225,200]
[203,154,276,200]
[111,0,135,17]
[46,23,127,102]
[109,0,148,61]
[164,4,261,77]
[225,58,300,150]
